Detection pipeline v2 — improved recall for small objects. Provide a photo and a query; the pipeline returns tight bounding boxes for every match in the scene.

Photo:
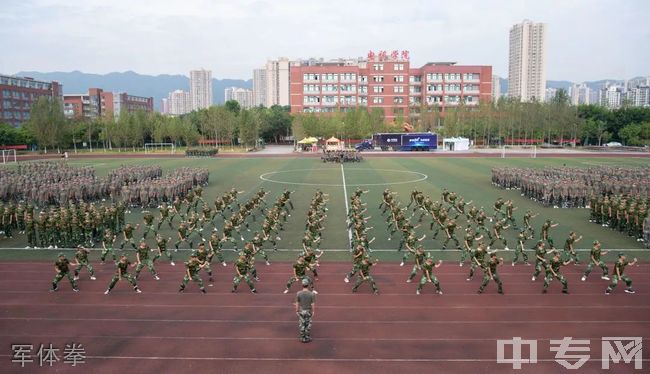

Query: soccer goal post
[1,149,17,164]
[144,143,176,154]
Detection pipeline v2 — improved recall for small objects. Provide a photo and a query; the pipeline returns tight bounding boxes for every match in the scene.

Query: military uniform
[179,257,206,293]
[232,257,256,293]
[416,259,442,295]
[73,247,95,280]
[51,256,78,291]
[106,258,141,294]
[479,256,503,294]
[582,242,609,280]
[543,256,569,293]
[352,260,379,294]
[135,243,159,280]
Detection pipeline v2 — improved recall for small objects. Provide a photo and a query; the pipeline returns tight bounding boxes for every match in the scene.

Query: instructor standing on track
[295,278,316,343]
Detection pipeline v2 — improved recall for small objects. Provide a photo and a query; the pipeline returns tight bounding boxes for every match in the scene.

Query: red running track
[0,261,648,374]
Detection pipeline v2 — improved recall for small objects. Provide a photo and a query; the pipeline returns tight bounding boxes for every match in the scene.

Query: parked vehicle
[355,132,438,151]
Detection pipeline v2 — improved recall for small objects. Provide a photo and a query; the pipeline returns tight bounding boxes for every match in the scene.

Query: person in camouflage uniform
[461,227,483,266]
[105,254,141,294]
[581,240,610,281]
[71,245,96,281]
[195,243,214,285]
[478,253,504,294]
[467,243,488,281]
[605,253,638,294]
[416,257,443,295]
[562,231,583,264]
[294,278,316,343]
[232,254,257,293]
[134,240,160,281]
[141,211,157,239]
[406,246,429,283]
[540,219,559,249]
[542,251,572,294]
[352,258,379,294]
[119,223,139,250]
[153,234,174,266]
[179,252,207,294]
[513,229,531,266]
[100,229,117,263]
[174,222,193,250]
[532,240,552,281]
[488,219,510,250]
[344,245,367,284]
[208,231,227,267]
[284,256,313,294]
[51,253,79,292]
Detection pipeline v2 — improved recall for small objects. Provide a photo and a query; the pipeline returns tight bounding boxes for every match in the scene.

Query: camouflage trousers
[479,272,503,293]
[543,272,567,291]
[607,274,632,291]
[232,274,255,291]
[352,275,378,293]
[583,260,608,278]
[120,238,137,250]
[101,245,116,262]
[108,273,137,290]
[153,249,173,263]
[417,274,441,292]
[142,225,157,239]
[513,242,529,263]
[180,272,205,290]
[135,259,158,279]
[298,310,313,342]
[74,260,94,277]
[52,271,77,289]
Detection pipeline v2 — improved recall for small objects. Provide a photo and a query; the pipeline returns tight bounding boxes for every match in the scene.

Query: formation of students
[47,187,640,296]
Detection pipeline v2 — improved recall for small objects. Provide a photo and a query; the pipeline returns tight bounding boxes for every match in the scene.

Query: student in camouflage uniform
[154,234,175,266]
[284,256,313,294]
[105,254,141,294]
[467,243,488,281]
[100,229,117,263]
[441,218,461,250]
[513,229,530,266]
[51,253,79,292]
[119,223,139,250]
[195,243,214,285]
[532,241,552,281]
[352,258,379,294]
[542,251,572,294]
[479,253,504,294]
[141,211,157,239]
[562,231,583,264]
[134,240,160,280]
[295,278,316,343]
[71,245,96,281]
[416,257,443,295]
[581,240,609,281]
[157,203,173,230]
[208,232,227,267]
[175,222,193,250]
[179,252,207,294]
[344,245,367,283]
[605,253,638,294]
[540,219,559,249]
[303,248,322,280]
[461,227,483,266]
[406,247,428,283]
[522,210,538,237]
[488,219,510,250]
[232,255,257,293]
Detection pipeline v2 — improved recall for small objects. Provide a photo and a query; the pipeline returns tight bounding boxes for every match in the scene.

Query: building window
[373,76,384,82]
[394,86,404,93]
[359,75,368,83]
[409,75,422,83]
[373,86,384,93]
[373,64,384,71]
[393,97,405,104]
[372,97,384,104]
[394,64,405,71]
[393,75,404,83]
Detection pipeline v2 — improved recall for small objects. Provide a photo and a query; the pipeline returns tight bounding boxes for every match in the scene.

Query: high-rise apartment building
[492,75,501,99]
[570,83,591,105]
[253,68,267,107]
[167,89,192,115]
[224,87,254,109]
[508,20,546,102]
[265,58,290,107]
[190,69,212,110]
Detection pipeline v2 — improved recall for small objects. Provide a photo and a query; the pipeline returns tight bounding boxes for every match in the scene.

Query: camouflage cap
[301,278,310,286]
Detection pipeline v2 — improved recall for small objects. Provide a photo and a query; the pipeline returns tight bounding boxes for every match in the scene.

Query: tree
[25,96,66,152]
[618,122,650,146]
[225,100,241,114]
[238,109,259,149]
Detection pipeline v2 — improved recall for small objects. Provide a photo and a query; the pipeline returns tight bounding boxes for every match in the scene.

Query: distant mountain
[498,76,647,96]
[13,71,252,110]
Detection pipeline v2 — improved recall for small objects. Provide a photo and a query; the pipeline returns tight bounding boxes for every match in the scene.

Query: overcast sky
[1,0,648,82]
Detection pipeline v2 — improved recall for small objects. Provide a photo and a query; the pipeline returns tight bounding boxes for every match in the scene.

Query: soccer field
[1,155,648,262]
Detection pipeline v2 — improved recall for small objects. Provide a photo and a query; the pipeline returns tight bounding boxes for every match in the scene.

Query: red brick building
[64,89,152,120]
[290,51,492,122]
[0,75,63,127]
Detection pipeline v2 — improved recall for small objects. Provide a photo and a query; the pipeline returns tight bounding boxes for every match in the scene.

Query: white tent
[443,137,470,151]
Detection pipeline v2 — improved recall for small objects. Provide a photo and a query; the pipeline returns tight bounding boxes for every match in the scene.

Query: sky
[1,0,648,82]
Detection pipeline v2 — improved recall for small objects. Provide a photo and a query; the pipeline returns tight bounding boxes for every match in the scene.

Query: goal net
[1,149,17,164]
[144,143,176,154]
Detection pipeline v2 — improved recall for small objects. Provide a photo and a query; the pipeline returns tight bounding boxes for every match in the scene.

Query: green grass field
[1,156,648,262]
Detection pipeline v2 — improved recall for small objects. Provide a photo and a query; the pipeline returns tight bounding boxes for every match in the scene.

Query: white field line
[341,164,352,249]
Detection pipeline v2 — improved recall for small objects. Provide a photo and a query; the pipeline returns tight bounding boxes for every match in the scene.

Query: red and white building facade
[290,50,492,121]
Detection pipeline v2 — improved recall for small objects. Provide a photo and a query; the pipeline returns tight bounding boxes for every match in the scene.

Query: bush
[185,148,219,157]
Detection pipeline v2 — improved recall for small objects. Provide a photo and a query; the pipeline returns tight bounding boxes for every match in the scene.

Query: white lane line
[341,164,352,249]
[2,303,650,309]
[3,354,647,363]
[1,317,648,324]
